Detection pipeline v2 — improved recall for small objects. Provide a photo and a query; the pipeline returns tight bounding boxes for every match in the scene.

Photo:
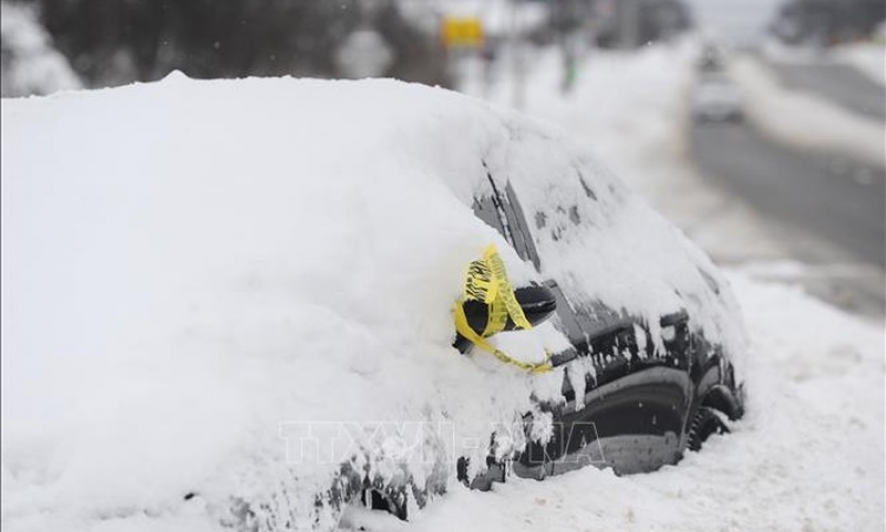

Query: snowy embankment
[762,38,886,88]
[728,55,885,168]
[831,43,886,87]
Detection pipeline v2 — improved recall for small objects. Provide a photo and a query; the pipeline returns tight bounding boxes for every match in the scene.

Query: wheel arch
[699,383,743,421]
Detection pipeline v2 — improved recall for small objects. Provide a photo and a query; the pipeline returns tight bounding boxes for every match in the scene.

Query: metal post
[620,0,640,49]
[511,0,525,109]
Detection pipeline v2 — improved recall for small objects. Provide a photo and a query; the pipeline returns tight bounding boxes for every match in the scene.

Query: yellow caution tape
[454,244,552,374]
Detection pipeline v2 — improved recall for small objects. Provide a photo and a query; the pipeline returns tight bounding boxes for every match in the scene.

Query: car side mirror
[454,284,557,353]
[512,284,557,328]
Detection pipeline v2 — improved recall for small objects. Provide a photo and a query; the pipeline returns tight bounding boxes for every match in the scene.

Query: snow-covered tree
[1,1,80,97]
[30,0,450,88]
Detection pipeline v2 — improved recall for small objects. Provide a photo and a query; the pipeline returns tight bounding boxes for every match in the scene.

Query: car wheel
[534,461,550,481]
[364,486,409,520]
[687,406,729,452]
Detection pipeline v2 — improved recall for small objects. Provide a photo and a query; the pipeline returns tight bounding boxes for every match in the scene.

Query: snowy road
[691,119,885,269]
[767,60,886,120]
[690,57,885,317]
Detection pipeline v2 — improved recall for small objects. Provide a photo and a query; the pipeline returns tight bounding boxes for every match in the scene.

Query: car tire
[365,487,409,521]
[687,406,729,452]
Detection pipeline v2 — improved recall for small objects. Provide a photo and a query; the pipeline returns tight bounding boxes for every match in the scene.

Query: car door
[472,169,694,476]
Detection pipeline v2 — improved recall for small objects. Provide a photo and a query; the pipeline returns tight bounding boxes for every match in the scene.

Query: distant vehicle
[697,43,724,72]
[693,73,745,123]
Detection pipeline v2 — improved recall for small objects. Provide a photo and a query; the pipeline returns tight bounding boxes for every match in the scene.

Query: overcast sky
[685,0,783,44]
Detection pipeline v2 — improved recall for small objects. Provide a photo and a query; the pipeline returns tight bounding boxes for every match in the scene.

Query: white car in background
[693,72,745,123]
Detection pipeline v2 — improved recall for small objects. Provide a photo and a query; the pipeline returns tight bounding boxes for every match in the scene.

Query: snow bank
[0,1,81,98]
[729,56,885,168]
[763,38,886,87]
[832,43,886,87]
[1,74,742,530]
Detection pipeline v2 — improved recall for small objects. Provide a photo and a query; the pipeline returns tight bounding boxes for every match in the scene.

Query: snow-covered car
[1,75,745,531]
[693,73,745,123]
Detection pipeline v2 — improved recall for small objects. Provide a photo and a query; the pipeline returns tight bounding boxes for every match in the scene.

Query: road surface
[766,60,886,120]
[693,122,885,268]
[691,63,885,315]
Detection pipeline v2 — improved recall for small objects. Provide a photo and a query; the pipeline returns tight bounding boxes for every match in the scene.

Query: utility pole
[619,0,640,49]
[511,0,525,109]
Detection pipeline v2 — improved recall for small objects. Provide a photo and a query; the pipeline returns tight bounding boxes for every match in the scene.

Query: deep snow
[383,271,886,532]
[2,39,884,532]
[762,39,886,88]
[3,69,744,530]
[832,43,886,87]
[728,55,885,168]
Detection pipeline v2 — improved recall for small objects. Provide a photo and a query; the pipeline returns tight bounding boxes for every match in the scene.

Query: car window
[472,193,508,242]
[471,171,591,355]
[470,170,682,399]
[501,181,541,271]
[474,170,542,272]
